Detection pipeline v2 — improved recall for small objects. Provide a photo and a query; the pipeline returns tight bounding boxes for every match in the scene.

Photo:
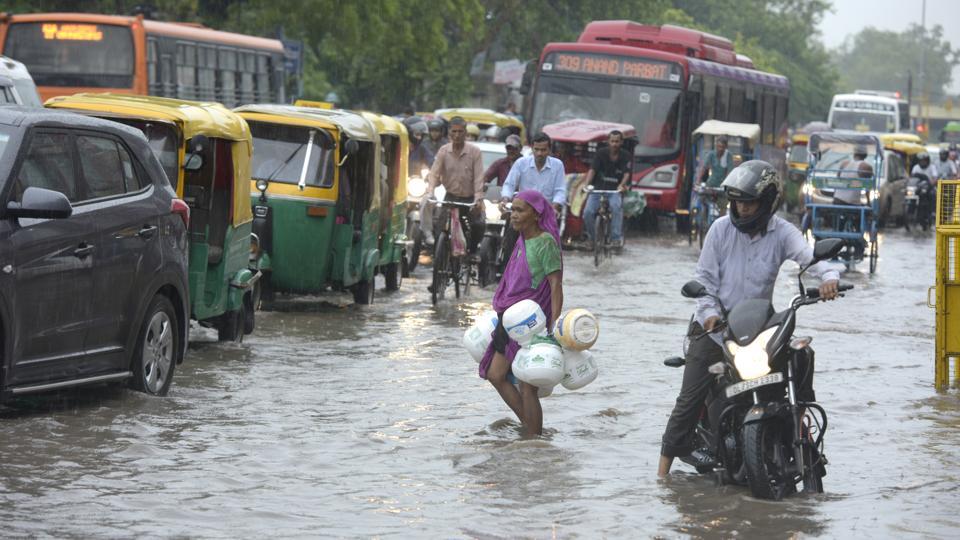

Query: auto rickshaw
[877,139,926,227]
[786,133,810,213]
[359,111,410,290]
[435,107,526,143]
[45,93,261,341]
[235,104,382,304]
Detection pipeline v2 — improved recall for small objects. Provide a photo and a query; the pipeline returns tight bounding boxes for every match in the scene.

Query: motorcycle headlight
[802,183,812,195]
[407,176,427,199]
[483,199,502,222]
[905,185,916,197]
[725,327,777,380]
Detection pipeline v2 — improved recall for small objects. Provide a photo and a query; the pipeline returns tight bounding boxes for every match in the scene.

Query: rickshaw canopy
[435,107,526,141]
[693,120,760,145]
[807,132,883,191]
[808,132,884,156]
[46,93,253,225]
[359,111,410,204]
[542,119,636,143]
[235,104,378,142]
[878,132,923,147]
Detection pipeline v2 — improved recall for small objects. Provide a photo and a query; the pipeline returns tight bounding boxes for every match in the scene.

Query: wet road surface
[0,226,955,538]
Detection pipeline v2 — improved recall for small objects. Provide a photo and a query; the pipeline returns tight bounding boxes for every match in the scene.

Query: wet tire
[404,221,422,276]
[594,215,606,267]
[801,442,825,494]
[743,420,797,500]
[431,232,449,305]
[217,305,244,342]
[385,262,401,291]
[688,207,698,246]
[478,237,496,288]
[869,240,878,274]
[242,292,255,335]
[130,294,178,396]
[353,278,375,305]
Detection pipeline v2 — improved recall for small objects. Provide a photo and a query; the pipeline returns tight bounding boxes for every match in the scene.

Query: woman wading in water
[478,190,563,436]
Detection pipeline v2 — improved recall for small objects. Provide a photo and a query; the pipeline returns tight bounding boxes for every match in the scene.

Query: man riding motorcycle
[657,161,841,477]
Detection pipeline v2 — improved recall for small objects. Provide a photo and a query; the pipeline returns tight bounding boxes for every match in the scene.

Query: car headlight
[725,327,776,380]
[407,176,427,199]
[483,199,502,221]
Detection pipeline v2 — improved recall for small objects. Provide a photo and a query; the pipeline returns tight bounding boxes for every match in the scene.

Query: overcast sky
[819,0,960,92]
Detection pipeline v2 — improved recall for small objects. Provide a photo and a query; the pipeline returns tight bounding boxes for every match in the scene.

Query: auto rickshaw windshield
[113,119,179,188]
[812,141,877,172]
[248,121,336,188]
[788,144,808,163]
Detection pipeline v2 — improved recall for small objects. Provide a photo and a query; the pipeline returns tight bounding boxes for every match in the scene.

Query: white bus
[828,92,906,133]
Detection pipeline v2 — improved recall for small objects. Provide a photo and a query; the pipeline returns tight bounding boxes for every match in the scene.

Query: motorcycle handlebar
[804,283,854,299]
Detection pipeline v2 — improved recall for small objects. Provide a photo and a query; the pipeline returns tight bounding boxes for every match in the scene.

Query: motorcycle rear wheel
[743,420,798,500]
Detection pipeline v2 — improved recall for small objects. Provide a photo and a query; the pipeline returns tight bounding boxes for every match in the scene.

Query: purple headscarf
[478,190,562,379]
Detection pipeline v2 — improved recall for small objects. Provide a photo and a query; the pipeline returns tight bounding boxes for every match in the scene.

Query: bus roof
[1,12,283,52]
[45,93,250,141]
[831,93,898,105]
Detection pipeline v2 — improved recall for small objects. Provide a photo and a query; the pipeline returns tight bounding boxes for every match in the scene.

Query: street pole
[921,0,928,137]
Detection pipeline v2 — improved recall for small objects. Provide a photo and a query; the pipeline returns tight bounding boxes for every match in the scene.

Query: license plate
[725,372,784,398]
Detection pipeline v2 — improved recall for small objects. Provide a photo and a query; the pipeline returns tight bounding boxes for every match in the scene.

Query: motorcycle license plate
[725,372,784,398]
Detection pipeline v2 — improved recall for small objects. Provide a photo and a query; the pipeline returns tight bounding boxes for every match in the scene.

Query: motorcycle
[664,237,852,500]
[403,168,430,276]
[477,196,511,287]
[903,173,935,232]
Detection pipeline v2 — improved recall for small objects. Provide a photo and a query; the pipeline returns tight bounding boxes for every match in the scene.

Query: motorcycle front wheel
[743,420,798,500]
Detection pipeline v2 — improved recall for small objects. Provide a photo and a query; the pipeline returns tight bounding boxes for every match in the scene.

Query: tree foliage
[834,24,959,102]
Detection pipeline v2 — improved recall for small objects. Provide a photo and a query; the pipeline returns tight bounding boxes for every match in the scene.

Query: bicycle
[428,198,477,305]
[584,186,621,267]
[690,185,726,250]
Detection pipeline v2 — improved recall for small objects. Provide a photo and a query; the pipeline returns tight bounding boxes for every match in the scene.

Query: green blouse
[524,233,562,289]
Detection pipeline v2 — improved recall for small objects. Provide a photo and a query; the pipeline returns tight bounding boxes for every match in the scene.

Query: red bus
[0,12,286,106]
[526,21,790,219]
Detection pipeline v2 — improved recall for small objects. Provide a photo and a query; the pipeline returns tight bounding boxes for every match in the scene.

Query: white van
[0,55,41,107]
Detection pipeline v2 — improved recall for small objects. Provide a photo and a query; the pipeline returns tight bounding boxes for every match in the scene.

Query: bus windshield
[831,110,895,133]
[248,122,335,188]
[4,22,134,88]
[531,75,681,157]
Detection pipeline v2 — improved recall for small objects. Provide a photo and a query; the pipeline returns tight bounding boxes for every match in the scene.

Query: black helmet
[427,118,445,131]
[721,160,782,235]
[940,147,950,159]
[918,151,930,162]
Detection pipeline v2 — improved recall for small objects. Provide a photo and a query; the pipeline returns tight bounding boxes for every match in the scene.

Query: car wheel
[130,294,178,396]
[217,306,244,342]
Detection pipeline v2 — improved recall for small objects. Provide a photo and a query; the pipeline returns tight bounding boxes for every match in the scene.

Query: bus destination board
[542,52,680,83]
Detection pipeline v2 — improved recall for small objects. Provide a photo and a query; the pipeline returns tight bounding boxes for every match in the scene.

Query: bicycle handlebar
[427,198,477,208]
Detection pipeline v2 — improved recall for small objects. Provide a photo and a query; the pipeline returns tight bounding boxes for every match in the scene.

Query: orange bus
[0,12,287,106]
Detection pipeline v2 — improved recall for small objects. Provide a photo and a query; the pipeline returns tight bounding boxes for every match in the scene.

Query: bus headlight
[726,327,777,380]
[407,176,427,199]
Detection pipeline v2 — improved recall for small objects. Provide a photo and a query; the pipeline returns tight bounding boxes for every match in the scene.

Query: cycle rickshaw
[801,132,881,273]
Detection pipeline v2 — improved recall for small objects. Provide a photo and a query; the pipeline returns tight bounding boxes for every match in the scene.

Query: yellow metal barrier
[934,180,960,389]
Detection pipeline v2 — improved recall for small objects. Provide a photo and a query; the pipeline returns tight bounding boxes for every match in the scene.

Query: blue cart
[801,133,881,273]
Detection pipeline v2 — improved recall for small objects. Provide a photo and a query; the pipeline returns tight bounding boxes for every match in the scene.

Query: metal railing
[933,180,960,389]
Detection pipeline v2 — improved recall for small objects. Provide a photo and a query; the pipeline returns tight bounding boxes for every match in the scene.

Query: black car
[0,107,189,401]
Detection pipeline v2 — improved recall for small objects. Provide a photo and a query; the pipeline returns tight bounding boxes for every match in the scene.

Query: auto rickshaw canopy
[435,107,526,142]
[237,104,378,143]
[45,93,253,225]
[359,111,409,204]
[693,120,761,145]
[878,132,923,147]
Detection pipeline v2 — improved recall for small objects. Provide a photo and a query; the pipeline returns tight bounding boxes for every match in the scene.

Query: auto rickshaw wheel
[353,279,375,305]
[385,262,402,291]
[217,306,244,342]
[869,240,878,274]
[242,292,255,335]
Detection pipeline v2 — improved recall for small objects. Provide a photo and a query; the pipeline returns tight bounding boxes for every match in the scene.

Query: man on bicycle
[657,161,840,477]
[423,116,485,253]
[582,130,632,249]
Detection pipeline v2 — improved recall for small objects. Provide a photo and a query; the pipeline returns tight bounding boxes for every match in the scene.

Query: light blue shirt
[501,155,567,205]
[695,215,841,343]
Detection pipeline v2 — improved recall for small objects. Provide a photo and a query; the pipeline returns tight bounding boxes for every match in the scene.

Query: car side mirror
[681,280,707,298]
[812,238,844,262]
[7,186,73,219]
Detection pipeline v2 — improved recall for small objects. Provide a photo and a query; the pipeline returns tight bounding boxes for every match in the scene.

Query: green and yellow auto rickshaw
[785,133,810,213]
[435,107,526,143]
[46,93,261,341]
[235,104,382,304]
[359,111,409,290]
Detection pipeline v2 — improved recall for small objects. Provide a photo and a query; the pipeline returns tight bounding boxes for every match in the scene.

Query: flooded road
[0,226,955,538]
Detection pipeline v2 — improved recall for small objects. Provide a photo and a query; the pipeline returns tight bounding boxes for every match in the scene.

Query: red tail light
[170,198,190,228]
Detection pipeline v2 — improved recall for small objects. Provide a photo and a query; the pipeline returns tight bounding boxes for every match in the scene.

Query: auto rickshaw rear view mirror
[184,152,203,171]
[344,139,360,155]
[188,134,209,153]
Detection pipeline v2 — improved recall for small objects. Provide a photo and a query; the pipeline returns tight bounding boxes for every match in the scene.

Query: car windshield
[248,121,335,188]
[530,75,681,158]
[112,119,180,188]
[831,110,895,133]
[4,22,134,88]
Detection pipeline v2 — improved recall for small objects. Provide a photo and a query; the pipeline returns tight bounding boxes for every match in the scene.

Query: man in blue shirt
[501,132,566,216]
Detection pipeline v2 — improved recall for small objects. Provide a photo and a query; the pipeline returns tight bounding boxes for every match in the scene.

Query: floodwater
[0,227,955,538]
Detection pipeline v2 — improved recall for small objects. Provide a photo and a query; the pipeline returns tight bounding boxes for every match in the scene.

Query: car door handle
[74,243,94,258]
[137,225,158,239]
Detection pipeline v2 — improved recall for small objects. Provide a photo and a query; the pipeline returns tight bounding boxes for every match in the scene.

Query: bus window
[176,43,197,100]
[147,38,159,94]
[729,87,745,122]
[198,46,216,101]
[762,94,775,144]
[4,22,134,88]
[256,54,270,102]
[240,51,255,104]
[715,83,728,121]
[702,79,716,120]
[218,48,238,106]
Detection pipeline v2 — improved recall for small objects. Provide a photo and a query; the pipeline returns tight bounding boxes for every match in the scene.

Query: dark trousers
[435,194,484,254]
[661,321,726,458]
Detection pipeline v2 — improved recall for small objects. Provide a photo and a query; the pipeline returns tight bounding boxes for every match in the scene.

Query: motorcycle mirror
[812,238,844,263]
[681,280,707,299]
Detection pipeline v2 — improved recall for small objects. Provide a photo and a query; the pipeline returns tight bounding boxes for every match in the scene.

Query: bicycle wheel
[869,238,878,274]
[431,233,449,305]
[688,207,699,246]
[462,255,471,297]
[698,205,709,250]
[594,215,605,267]
[451,256,462,299]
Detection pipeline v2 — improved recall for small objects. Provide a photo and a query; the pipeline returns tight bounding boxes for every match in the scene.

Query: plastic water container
[463,310,499,363]
[510,350,554,398]
[554,308,599,351]
[513,338,564,387]
[561,349,599,390]
[538,385,554,398]
[502,299,547,345]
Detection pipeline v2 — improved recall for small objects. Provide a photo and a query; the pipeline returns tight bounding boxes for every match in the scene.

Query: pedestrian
[657,161,840,477]
[482,134,523,187]
[479,189,563,437]
[581,129,632,249]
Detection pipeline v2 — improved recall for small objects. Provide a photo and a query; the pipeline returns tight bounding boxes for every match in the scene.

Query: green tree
[834,24,959,103]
